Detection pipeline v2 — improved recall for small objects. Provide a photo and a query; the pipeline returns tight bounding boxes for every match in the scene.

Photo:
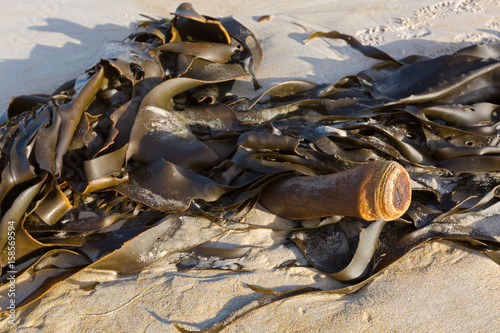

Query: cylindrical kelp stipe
[259,161,411,220]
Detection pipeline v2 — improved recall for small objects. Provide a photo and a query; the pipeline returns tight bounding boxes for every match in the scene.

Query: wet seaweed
[1,3,500,330]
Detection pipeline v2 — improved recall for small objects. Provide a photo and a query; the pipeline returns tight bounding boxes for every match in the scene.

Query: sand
[1,0,499,332]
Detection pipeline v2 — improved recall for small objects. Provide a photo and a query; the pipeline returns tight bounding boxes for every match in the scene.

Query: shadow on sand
[0,18,134,116]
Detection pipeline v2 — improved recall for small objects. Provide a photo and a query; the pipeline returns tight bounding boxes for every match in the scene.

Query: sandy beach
[1,0,499,332]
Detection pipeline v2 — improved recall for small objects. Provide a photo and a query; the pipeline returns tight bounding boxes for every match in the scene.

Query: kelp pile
[1,2,500,330]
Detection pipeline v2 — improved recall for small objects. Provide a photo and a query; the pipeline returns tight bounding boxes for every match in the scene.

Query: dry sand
[1,0,499,332]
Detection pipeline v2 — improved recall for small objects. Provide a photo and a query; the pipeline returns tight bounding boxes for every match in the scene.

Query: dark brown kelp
[1,3,500,331]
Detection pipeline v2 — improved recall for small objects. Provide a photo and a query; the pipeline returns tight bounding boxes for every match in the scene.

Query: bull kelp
[1,3,499,331]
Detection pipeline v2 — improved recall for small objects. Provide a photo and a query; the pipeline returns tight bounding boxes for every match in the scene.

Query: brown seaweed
[0,3,500,330]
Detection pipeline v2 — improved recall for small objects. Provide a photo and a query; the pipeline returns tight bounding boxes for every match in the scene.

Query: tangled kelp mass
[1,2,500,330]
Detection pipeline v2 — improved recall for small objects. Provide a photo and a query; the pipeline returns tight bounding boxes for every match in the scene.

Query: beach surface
[1,0,499,332]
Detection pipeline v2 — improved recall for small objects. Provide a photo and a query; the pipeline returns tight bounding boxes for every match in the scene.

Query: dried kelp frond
[1,3,500,330]
[0,3,262,313]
